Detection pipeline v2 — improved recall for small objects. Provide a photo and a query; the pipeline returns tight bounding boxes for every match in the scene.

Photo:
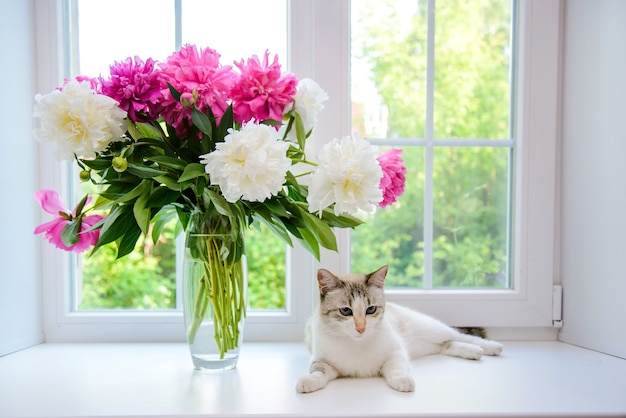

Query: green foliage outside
[80,222,286,310]
[80,222,177,309]
[350,0,512,288]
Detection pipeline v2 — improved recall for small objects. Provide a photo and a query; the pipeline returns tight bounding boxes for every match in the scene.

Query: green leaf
[320,208,364,229]
[207,189,233,218]
[80,158,112,171]
[73,194,90,217]
[155,175,181,191]
[145,186,180,208]
[146,155,187,170]
[216,105,234,142]
[60,219,82,247]
[126,164,165,178]
[264,198,289,217]
[281,115,295,141]
[297,206,338,251]
[178,163,207,183]
[294,112,306,150]
[167,83,181,102]
[151,208,178,244]
[133,121,163,140]
[253,214,293,248]
[296,226,321,261]
[94,206,135,248]
[112,180,149,204]
[115,224,142,259]
[260,118,283,127]
[192,108,213,137]
[133,182,153,235]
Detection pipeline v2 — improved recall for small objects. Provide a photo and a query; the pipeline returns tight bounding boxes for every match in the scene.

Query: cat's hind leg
[454,332,504,356]
[474,338,503,356]
[296,360,339,393]
[440,341,484,360]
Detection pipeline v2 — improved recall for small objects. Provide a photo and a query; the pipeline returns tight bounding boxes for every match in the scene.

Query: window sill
[0,341,624,417]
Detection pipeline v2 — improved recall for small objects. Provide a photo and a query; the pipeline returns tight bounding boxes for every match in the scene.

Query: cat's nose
[356,326,366,334]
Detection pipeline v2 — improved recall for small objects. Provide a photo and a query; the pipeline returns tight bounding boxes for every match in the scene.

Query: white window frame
[37,0,562,343]
[315,0,562,330]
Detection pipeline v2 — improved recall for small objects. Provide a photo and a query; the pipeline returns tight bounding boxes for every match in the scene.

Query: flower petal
[34,188,68,215]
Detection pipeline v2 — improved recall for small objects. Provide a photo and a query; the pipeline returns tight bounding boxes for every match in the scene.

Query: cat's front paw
[386,374,415,392]
[296,374,327,393]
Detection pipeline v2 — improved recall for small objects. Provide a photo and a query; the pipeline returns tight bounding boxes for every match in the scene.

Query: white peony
[307,134,383,216]
[280,78,329,141]
[33,80,126,160]
[201,123,291,203]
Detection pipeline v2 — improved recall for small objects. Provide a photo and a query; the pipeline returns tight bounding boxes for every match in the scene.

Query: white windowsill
[0,341,625,418]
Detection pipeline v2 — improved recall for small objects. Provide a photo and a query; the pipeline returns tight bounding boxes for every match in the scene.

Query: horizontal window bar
[367,138,515,147]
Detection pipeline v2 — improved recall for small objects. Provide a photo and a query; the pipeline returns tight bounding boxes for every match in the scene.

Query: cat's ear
[317,269,340,296]
[366,265,388,288]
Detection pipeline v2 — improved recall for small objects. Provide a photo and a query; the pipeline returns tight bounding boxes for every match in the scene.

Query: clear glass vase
[182,213,247,372]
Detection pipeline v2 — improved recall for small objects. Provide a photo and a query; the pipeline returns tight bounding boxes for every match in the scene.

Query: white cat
[296,265,504,393]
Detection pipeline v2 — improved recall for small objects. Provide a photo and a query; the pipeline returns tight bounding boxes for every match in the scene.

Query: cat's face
[316,265,388,340]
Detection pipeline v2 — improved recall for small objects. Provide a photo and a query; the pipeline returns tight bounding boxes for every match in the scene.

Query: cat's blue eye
[339,307,353,316]
[366,306,377,315]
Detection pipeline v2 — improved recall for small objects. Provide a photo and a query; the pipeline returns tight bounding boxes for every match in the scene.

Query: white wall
[0,0,43,356]
[559,0,626,359]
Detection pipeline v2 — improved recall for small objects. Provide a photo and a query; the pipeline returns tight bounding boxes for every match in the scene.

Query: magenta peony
[101,56,164,121]
[377,149,407,208]
[33,189,104,253]
[231,51,297,124]
[159,44,235,135]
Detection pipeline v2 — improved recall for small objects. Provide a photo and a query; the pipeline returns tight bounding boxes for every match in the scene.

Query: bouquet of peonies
[32,45,406,359]
[33,44,405,260]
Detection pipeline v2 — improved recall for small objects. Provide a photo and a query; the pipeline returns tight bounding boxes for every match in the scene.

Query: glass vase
[182,213,247,372]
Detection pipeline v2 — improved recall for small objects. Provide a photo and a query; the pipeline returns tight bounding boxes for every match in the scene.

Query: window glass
[350,146,425,287]
[351,0,427,139]
[434,0,513,139]
[432,146,511,288]
[72,0,288,311]
[182,0,287,66]
[350,0,514,289]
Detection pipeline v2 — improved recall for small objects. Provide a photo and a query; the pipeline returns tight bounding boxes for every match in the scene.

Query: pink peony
[34,189,104,253]
[377,149,407,208]
[231,51,297,124]
[101,56,164,121]
[159,44,235,136]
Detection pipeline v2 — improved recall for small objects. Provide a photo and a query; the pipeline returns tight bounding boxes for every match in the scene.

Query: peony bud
[79,170,91,182]
[112,156,128,173]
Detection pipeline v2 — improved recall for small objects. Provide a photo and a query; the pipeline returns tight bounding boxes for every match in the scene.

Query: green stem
[186,231,245,359]
[186,277,208,345]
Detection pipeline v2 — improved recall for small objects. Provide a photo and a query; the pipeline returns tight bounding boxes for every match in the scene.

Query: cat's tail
[455,327,488,339]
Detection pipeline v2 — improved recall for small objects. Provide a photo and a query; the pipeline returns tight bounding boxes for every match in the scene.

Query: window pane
[434,0,513,139]
[350,147,424,287]
[180,0,289,311]
[74,0,178,311]
[432,147,510,288]
[351,0,427,139]
[182,0,287,66]
[246,224,287,311]
[77,219,178,310]
[73,0,288,311]
[75,0,175,76]
[350,0,514,290]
